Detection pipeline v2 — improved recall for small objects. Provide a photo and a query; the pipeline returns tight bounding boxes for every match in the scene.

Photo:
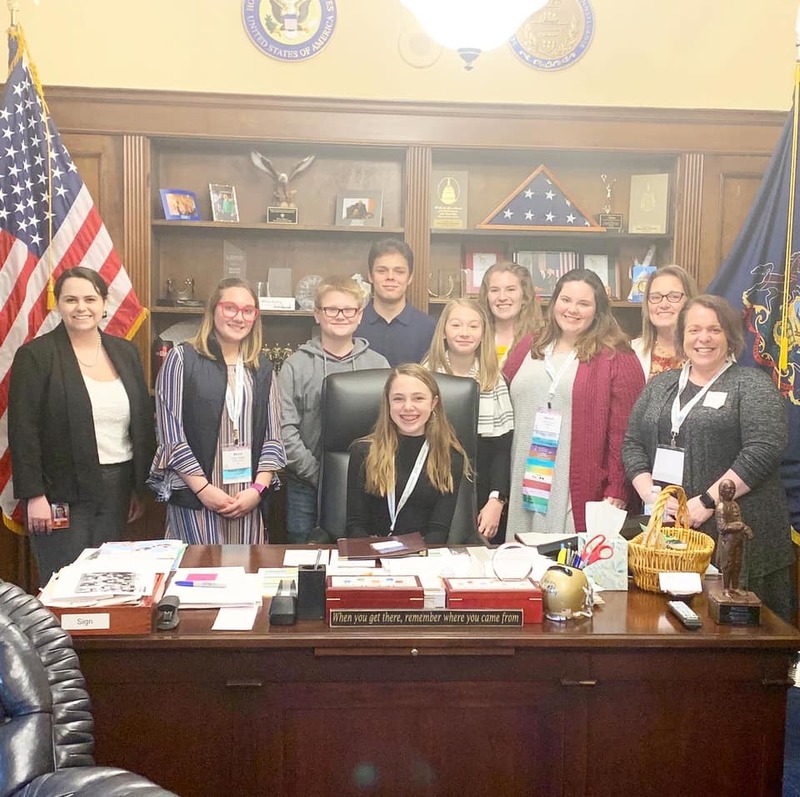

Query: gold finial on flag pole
[8,0,20,29]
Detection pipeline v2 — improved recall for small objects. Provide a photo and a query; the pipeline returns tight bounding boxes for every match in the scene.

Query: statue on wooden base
[708,478,761,625]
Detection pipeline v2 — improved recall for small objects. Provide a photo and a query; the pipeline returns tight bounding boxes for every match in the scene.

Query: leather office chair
[0,581,178,797]
[317,368,480,544]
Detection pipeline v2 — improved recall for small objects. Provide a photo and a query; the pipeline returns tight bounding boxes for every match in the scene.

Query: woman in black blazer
[9,267,155,585]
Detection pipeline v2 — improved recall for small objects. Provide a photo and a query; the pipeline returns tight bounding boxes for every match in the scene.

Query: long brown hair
[190,278,263,368]
[531,268,630,361]
[364,365,471,496]
[478,261,543,347]
[640,264,698,353]
[424,299,500,392]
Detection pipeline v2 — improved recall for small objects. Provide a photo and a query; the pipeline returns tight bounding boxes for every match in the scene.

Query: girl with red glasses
[149,278,286,543]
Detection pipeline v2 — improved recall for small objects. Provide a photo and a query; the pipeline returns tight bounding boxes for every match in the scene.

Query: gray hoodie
[278,337,389,486]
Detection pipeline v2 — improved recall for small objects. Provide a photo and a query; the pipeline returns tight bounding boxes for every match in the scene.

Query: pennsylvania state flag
[708,110,800,530]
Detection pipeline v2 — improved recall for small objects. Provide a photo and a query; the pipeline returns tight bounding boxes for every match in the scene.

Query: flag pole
[780,9,800,379]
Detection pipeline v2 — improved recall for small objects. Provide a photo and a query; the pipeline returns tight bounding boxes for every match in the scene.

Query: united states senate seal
[242,0,337,62]
[509,0,594,72]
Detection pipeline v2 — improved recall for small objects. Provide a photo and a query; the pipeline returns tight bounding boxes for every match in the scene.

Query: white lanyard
[543,344,577,409]
[224,354,245,445]
[669,359,732,444]
[387,440,429,533]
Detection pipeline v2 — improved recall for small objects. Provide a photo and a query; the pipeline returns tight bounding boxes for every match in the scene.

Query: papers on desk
[258,567,298,597]
[164,567,262,608]
[41,560,159,608]
[81,539,187,573]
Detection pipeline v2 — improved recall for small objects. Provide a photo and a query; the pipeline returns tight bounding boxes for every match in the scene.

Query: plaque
[223,241,246,279]
[430,170,468,230]
[597,213,624,232]
[628,173,669,234]
[267,207,299,225]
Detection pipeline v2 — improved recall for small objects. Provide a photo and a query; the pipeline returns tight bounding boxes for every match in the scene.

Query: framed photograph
[514,250,578,298]
[209,183,239,223]
[463,248,504,295]
[160,189,200,221]
[582,254,617,298]
[335,191,383,227]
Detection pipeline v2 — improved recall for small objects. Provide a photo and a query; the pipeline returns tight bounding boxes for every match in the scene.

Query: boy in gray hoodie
[279,276,389,542]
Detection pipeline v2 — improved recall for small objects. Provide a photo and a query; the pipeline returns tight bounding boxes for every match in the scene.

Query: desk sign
[329,608,523,627]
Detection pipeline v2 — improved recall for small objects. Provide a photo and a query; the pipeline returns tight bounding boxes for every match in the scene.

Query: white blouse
[82,375,133,464]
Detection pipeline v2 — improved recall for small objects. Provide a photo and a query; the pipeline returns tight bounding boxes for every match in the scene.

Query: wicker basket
[628,485,715,593]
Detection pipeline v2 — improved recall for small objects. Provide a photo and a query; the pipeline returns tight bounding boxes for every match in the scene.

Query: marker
[174,580,227,588]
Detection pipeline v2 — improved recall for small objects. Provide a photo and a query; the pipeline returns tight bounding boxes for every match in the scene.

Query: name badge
[703,391,727,409]
[652,445,684,485]
[533,409,562,441]
[221,445,251,485]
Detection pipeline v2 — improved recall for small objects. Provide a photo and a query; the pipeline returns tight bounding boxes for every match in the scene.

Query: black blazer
[8,323,155,503]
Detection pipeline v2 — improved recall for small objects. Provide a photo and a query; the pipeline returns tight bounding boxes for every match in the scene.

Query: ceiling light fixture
[399,0,549,70]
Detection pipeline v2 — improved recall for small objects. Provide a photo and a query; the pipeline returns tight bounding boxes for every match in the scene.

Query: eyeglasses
[218,302,259,321]
[648,291,685,305]
[318,306,360,319]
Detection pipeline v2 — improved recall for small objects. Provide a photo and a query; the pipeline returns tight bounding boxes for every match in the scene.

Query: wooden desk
[75,545,799,797]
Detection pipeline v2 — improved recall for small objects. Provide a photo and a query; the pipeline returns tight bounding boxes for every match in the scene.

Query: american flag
[0,29,146,531]
[477,165,604,232]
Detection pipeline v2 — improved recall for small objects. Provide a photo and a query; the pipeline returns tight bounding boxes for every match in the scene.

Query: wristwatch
[699,491,715,509]
[488,490,507,504]
[250,482,267,495]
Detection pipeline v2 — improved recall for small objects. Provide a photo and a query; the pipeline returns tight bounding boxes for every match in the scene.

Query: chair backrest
[0,581,95,796]
[318,368,480,543]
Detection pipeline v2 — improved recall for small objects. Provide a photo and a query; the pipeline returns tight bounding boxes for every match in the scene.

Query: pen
[314,548,322,569]
[174,580,227,588]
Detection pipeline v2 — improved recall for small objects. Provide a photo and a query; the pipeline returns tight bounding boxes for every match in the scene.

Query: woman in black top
[9,267,154,585]
[345,364,470,543]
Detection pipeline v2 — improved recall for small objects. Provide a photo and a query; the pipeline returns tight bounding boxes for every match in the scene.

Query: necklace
[74,335,102,368]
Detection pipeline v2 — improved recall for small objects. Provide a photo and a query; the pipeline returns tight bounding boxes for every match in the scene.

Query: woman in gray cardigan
[622,295,793,622]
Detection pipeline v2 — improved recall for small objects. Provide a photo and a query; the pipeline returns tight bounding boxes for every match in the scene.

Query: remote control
[667,600,702,630]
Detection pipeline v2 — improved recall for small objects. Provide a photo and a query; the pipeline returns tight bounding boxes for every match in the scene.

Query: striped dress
[151,346,286,544]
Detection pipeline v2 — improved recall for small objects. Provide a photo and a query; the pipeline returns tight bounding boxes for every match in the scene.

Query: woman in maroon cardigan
[503,269,644,536]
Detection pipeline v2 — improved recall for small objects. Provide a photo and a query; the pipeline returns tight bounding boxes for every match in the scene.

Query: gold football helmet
[539,565,593,622]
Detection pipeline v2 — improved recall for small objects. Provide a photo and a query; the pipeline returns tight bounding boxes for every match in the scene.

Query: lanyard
[224,354,245,445]
[543,344,577,409]
[669,359,732,444]
[387,440,429,533]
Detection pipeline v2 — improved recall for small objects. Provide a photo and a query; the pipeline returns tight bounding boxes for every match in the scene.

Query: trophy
[250,151,316,224]
[597,174,624,232]
[707,478,762,625]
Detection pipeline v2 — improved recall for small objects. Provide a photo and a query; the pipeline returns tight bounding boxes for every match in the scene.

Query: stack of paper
[91,539,187,572]
[163,567,262,608]
[41,560,159,608]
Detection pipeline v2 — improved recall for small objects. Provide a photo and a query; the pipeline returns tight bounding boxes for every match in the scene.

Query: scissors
[579,534,613,567]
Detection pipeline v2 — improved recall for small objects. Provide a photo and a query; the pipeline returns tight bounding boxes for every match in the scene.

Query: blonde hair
[314,275,366,309]
[424,299,500,392]
[640,264,699,354]
[190,278,263,369]
[364,364,471,496]
[531,269,630,362]
[478,261,543,346]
